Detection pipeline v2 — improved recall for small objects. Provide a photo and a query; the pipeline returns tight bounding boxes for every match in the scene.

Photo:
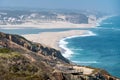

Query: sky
[0,0,120,14]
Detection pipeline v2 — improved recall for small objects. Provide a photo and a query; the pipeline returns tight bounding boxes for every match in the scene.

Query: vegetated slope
[0,32,119,80]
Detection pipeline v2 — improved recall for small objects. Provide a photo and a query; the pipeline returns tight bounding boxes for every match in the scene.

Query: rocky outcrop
[0,32,69,63]
[53,71,118,80]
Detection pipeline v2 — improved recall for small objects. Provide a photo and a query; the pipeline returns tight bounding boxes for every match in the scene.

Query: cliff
[0,32,119,80]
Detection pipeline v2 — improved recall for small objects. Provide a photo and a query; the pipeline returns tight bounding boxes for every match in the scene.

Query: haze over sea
[60,15,120,77]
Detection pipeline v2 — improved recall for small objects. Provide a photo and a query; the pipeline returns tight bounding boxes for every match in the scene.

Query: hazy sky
[0,0,120,14]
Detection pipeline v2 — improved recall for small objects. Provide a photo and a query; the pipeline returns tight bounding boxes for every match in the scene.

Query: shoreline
[0,13,119,78]
[2,15,112,58]
[2,15,119,77]
[22,30,96,58]
[22,30,89,50]
[59,31,96,58]
[22,15,112,58]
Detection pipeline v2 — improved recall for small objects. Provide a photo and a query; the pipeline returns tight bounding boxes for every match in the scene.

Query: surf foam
[59,31,97,58]
[72,61,99,64]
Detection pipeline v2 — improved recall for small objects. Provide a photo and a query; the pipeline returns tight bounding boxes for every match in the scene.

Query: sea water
[60,15,120,77]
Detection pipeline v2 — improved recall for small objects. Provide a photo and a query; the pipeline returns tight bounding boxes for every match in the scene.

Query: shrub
[0,48,12,53]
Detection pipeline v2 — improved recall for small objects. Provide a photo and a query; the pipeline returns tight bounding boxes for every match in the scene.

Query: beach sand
[22,30,88,50]
[0,22,95,29]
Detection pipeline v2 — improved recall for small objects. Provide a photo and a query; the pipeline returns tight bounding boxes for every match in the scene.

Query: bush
[0,48,12,53]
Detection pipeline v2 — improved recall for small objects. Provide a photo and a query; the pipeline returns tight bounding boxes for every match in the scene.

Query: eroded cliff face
[0,32,69,63]
[0,32,119,80]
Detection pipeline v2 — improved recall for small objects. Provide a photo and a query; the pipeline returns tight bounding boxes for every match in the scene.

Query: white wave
[59,31,96,58]
[79,31,97,37]
[65,31,97,39]
[103,22,113,24]
[59,39,73,58]
[72,61,99,64]
[70,48,83,51]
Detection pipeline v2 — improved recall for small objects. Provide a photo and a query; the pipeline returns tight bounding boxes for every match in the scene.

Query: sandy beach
[0,22,96,29]
[22,30,90,50]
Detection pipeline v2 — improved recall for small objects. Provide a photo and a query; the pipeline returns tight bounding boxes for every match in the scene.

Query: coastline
[22,30,97,59]
[59,31,96,58]
[2,15,119,78]
[22,30,89,50]
[22,15,111,58]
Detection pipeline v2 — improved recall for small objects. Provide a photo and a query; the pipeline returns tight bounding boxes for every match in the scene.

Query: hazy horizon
[0,0,120,14]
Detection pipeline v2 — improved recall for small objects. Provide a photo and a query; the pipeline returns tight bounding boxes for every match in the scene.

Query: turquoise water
[62,16,120,77]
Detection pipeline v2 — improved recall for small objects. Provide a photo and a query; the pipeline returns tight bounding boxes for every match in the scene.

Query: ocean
[59,15,120,77]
